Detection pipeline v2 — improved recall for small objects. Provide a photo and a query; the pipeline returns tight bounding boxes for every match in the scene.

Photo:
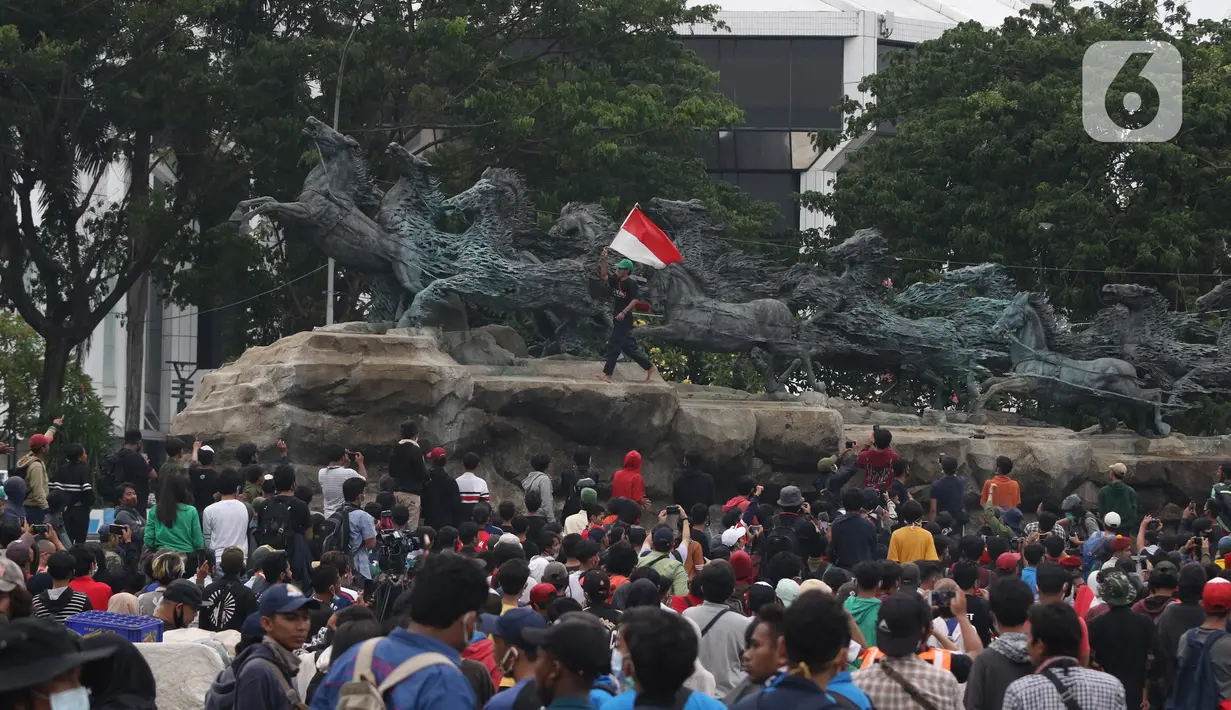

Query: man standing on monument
[597,247,656,383]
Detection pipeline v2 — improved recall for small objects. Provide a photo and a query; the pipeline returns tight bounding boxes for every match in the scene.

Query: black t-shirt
[962,593,996,647]
[1088,605,1159,709]
[259,494,312,535]
[191,466,219,514]
[930,476,967,521]
[585,602,622,633]
[200,577,258,632]
[608,275,639,316]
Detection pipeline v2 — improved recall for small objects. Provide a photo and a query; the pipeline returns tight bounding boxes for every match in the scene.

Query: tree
[0,0,250,424]
[803,0,1231,318]
[163,0,781,359]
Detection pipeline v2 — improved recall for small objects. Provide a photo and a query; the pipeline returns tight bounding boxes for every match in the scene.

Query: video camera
[375,528,424,581]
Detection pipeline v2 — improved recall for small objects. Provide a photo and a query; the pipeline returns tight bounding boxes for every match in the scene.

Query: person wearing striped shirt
[318,444,367,518]
[31,550,93,622]
[456,452,491,521]
[52,443,95,545]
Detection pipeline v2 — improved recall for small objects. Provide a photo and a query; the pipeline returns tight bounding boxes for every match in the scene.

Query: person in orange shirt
[980,456,1021,509]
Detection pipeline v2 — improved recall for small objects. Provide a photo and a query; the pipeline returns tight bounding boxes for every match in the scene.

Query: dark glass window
[790,39,844,130]
[711,171,799,231]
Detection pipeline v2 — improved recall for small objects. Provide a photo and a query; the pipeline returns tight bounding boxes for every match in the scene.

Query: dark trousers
[603,320,652,376]
[64,505,90,546]
[24,507,45,524]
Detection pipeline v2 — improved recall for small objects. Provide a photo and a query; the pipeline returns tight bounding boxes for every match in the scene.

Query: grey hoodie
[964,631,1033,710]
[522,470,555,522]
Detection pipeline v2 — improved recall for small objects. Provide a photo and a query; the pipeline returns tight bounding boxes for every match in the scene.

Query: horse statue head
[993,292,1068,351]
[1100,283,1164,311]
[442,167,533,229]
[941,263,1017,299]
[548,203,614,256]
[648,198,719,232]
[825,228,888,267]
[301,116,380,211]
[1197,279,1231,312]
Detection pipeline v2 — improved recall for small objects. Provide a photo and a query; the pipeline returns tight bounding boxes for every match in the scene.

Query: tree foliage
[804,0,1231,318]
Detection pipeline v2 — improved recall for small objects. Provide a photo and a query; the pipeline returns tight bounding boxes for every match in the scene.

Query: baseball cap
[1151,561,1179,588]
[27,433,52,449]
[0,558,24,593]
[721,527,746,548]
[498,533,522,548]
[1104,512,1122,528]
[1099,570,1134,607]
[586,527,606,543]
[427,447,447,463]
[1108,536,1131,553]
[199,445,215,454]
[520,612,612,677]
[898,562,921,588]
[580,488,598,505]
[1217,536,1231,554]
[876,593,931,656]
[477,607,548,651]
[651,526,674,550]
[258,583,320,616]
[996,552,1021,570]
[542,562,569,588]
[581,570,611,600]
[775,578,800,607]
[529,582,558,606]
[614,258,635,271]
[163,579,210,608]
[1205,578,1231,613]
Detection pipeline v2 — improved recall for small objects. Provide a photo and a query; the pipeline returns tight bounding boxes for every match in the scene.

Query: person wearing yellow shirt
[888,500,939,563]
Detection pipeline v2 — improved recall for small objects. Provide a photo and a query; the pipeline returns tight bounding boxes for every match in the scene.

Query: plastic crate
[66,611,164,643]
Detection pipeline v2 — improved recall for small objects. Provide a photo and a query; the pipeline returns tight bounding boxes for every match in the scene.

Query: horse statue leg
[750,345,780,394]
[973,375,1035,412]
[229,197,313,223]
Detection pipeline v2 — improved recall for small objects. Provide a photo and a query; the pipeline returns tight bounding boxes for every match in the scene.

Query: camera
[30,524,49,536]
[108,524,126,536]
[375,528,423,581]
[664,506,679,515]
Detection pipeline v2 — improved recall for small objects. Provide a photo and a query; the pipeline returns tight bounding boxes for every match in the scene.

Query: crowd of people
[3,420,1231,710]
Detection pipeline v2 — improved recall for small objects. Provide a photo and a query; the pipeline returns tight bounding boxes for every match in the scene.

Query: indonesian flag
[610,205,684,269]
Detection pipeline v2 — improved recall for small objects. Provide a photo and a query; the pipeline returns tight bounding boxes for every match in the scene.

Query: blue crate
[66,611,164,643]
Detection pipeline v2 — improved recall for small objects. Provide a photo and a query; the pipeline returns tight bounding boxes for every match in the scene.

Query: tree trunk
[38,333,71,424]
[123,272,149,433]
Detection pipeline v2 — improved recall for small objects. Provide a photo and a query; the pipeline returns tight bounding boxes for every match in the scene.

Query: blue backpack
[1081,531,1111,577]
[1167,629,1226,710]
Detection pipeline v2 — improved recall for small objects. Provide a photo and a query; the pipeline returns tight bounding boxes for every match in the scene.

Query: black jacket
[422,464,463,530]
[829,511,878,569]
[389,440,428,494]
[672,468,715,514]
[52,461,95,509]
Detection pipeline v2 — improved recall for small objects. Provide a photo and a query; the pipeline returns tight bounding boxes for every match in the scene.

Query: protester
[523,454,557,523]
[202,547,259,632]
[596,251,657,385]
[855,427,899,496]
[138,550,184,615]
[387,421,429,530]
[673,452,715,515]
[1156,563,1208,695]
[481,607,548,710]
[114,482,147,548]
[67,544,112,611]
[254,465,313,584]
[109,429,157,509]
[611,451,649,508]
[980,456,1021,509]
[420,446,462,531]
[609,607,721,710]
[0,617,122,708]
[145,472,204,554]
[929,454,967,529]
[16,419,60,523]
[53,443,94,545]
[1098,462,1139,532]
[682,561,753,696]
[1002,603,1126,710]
[844,562,883,652]
[154,579,211,632]
[204,468,250,567]
[724,604,784,706]
[318,444,366,518]
[31,550,93,621]
[312,552,489,710]
[205,584,316,710]
[637,526,689,596]
[964,577,1035,710]
[853,593,962,708]
[830,489,878,570]
[887,500,937,563]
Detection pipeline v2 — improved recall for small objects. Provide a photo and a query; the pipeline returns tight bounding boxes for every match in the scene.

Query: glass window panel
[790,39,844,130]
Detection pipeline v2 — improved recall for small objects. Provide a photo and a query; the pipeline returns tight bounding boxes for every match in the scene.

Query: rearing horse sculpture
[229,117,422,322]
[976,292,1170,435]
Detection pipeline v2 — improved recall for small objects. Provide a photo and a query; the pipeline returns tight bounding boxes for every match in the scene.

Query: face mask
[40,687,90,710]
[1066,513,1075,522]
[610,648,624,678]
[173,605,185,630]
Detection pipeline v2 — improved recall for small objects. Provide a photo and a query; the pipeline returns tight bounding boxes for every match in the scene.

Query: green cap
[580,487,598,505]
[1099,570,1135,607]
[816,455,838,472]
[615,258,635,271]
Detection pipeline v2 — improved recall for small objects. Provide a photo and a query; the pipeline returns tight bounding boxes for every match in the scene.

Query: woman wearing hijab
[80,633,157,710]
[108,592,141,615]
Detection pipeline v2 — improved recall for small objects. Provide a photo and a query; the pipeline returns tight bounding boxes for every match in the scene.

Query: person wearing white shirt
[202,469,251,567]
[456,452,491,521]
[318,444,366,517]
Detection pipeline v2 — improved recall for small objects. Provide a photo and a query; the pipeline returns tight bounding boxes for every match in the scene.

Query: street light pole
[325,6,369,326]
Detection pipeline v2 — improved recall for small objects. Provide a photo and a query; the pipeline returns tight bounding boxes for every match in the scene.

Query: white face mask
[610,648,625,679]
[499,646,519,676]
[43,687,90,710]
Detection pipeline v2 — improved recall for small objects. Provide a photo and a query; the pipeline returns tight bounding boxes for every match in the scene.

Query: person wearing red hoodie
[611,451,650,507]
[670,574,705,613]
[722,478,758,516]
[855,426,899,495]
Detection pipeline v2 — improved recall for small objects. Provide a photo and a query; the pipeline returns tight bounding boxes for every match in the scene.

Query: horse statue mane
[479,166,534,227]
[346,147,382,213]
[1022,291,1071,350]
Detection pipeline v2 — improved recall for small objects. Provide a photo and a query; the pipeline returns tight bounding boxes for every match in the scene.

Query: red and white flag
[610,205,684,269]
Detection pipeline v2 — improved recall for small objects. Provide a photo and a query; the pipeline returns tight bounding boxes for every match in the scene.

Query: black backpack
[321,504,356,564]
[256,496,295,550]
[97,448,127,503]
[766,521,800,558]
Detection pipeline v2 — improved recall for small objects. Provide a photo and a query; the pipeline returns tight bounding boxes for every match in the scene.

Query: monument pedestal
[171,325,1230,510]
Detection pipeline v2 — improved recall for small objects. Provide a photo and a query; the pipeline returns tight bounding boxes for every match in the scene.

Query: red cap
[996,552,1021,570]
[426,447,447,463]
[27,433,52,449]
[1204,579,1231,613]
[529,582,557,605]
[1059,555,1083,569]
[1109,536,1132,553]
